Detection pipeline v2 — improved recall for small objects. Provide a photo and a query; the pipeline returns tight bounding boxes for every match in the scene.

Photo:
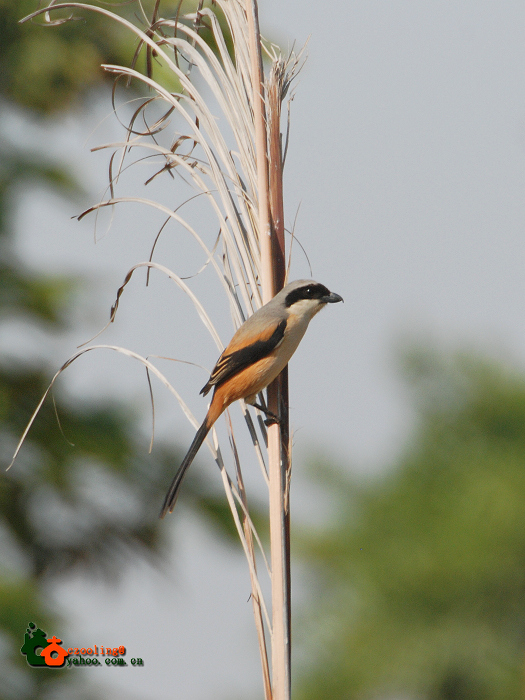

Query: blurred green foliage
[0,0,231,114]
[296,352,525,700]
[0,2,235,698]
[1,0,127,114]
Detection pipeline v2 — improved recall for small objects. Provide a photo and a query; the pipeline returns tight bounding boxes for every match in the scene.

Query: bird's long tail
[159,417,211,518]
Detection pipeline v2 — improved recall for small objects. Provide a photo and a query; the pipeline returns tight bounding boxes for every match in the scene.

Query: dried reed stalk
[16,2,302,698]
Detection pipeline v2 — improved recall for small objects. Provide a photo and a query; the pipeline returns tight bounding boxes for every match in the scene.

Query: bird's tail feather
[159,417,211,518]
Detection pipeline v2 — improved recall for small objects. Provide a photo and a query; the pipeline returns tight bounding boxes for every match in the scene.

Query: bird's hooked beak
[322,291,344,304]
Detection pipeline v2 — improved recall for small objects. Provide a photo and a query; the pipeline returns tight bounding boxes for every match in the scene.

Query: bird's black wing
[200,318,287,396]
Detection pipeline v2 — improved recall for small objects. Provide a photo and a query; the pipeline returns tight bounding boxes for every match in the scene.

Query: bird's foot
[252,403,281,426]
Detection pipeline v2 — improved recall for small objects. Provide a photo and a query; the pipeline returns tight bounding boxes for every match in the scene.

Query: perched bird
[160,279,343,517]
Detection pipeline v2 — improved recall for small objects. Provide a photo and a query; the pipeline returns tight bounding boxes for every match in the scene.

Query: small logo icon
[21,623,69,668]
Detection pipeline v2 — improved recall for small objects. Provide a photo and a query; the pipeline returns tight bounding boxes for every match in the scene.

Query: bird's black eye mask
[284,283,331,307]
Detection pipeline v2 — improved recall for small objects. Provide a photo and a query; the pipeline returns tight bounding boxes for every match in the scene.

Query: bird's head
[279,279,343,319]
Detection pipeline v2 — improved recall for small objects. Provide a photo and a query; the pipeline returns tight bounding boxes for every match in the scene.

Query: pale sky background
[8,1,525,698]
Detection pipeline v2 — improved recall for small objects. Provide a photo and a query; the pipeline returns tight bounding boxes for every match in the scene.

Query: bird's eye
[304,287,314,297]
